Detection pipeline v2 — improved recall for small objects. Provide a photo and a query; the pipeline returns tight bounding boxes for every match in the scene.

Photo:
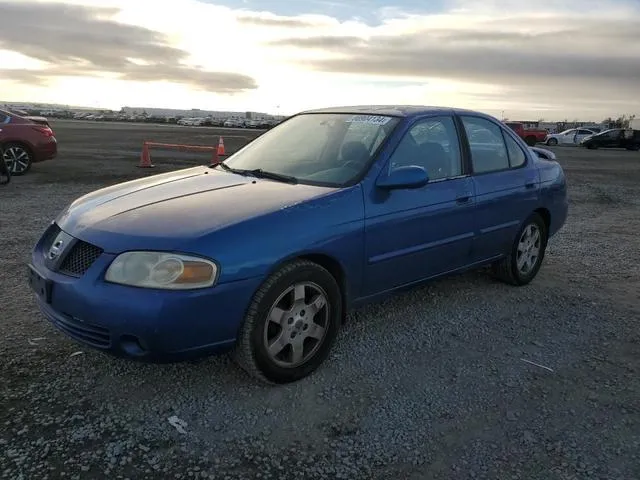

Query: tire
[491,212,548,286]
[2,143,33,176]
[628,144,640,151]
[525,136,537,146]
[0,147,10,185]
[546,138,558,146]
[233,259,342,384]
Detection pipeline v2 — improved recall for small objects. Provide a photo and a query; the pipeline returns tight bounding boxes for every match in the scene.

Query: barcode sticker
[346,115,392,125]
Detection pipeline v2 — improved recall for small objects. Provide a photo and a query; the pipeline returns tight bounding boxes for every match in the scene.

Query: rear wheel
[3,143,33,175]
[525,136,537,146]
[233,259,342,384]
[491,213,548,286]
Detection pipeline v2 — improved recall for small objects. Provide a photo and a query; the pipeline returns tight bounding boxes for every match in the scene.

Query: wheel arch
[1,139,34,153]
[533,207,551,236]
[265,252,350,324]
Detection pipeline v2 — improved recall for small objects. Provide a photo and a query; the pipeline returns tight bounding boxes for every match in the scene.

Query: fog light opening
[120,335,147,356]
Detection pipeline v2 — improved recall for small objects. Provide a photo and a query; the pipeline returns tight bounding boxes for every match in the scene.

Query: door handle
[456,194,472,204]
[525,182,536,189]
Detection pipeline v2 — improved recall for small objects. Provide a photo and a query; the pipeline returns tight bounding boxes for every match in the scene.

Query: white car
[545,128,597,146]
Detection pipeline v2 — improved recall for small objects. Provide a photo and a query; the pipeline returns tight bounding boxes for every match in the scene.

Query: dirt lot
[1,120,639,480]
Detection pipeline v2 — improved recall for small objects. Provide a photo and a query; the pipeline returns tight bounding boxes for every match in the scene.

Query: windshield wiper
[211,162,297,184]
[243,168,298,184]
[210,161,240,173]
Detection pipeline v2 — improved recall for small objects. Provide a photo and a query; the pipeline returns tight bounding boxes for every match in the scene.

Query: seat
[418,141,451,179]
[340,141,370,168]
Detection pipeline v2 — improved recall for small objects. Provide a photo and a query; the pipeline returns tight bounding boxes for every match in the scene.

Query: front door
[560,129,578,145]
[362,114,476,296]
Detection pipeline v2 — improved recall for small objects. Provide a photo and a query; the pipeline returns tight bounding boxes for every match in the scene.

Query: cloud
[267,11,640,111]
[235,11,320,28]
[0,0,257,92]
[1,0,639,119]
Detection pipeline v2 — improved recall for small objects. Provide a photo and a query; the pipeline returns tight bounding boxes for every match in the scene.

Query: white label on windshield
[346,115,392,125]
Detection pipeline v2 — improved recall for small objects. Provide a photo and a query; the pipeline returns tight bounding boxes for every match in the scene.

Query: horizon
[2,100,632,124]
[1,0,639,120]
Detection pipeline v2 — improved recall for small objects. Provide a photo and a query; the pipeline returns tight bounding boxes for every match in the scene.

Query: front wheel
[546,138,558,146]
[233,259,342,384]
[491,213,548,286]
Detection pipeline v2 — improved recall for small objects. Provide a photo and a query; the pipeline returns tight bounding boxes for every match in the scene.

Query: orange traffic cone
[137,141,154,168]
[217,136,226,157]
[210,148,219,166]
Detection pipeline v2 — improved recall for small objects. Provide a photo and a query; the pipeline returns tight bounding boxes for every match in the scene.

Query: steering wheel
[343,161,363,171]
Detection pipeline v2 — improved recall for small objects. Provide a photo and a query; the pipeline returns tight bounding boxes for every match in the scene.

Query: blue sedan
[28,106,568,384]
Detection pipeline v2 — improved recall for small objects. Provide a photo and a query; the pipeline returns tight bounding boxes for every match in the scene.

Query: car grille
[49,311,111,348]
[58,241,104,277]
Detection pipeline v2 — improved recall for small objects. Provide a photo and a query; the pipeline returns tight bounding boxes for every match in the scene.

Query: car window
[460,116,510,174]
[0,112,8,124]
[388,116,462,181]
[578,129,593,135]
[223,113,401,187]
[503,133,527,167]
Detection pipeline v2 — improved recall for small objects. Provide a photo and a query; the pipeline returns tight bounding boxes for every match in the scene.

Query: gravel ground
[1,121,639,479]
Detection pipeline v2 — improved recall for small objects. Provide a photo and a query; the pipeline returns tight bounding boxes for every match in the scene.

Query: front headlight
[105,251,218,290]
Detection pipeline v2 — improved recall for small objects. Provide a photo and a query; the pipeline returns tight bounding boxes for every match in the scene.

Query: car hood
[56,166,337,252]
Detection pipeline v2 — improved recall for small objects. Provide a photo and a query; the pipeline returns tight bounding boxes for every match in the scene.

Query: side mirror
[377,165,429,190]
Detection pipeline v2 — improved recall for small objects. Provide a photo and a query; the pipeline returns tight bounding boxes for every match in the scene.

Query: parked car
[0,145,9,185]
[28,105,568,384]
[544,128,596,146]
[24,115,52,127]
[504,122,548,146]
[0,109,57,175]
[581,128,640,151]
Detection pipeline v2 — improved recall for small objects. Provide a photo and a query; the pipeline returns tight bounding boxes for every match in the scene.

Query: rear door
[457,114,540,262]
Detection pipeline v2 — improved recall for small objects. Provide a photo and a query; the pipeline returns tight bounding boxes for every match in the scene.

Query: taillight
[32,125,54,137]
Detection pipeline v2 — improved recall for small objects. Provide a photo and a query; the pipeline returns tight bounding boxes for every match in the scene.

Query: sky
[1,0,639,120]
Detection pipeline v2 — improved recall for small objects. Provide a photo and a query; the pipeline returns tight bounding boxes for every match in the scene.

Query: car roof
[297,105,488,119]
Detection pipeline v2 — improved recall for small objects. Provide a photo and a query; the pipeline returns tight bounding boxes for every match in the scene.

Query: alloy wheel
[516,224,541,275]
[3,146,31,175]
[263,282,329,368]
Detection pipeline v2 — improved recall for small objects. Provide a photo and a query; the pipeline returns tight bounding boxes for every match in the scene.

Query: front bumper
[28,226,263,362]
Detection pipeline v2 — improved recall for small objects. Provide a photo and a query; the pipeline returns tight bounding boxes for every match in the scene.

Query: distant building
[119,106,284,121]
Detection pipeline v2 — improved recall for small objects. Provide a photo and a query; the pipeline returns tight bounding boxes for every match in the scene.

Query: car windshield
[221,112,401,187]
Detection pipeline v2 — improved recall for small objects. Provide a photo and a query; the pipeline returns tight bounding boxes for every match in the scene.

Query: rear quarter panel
[535,157,568,237]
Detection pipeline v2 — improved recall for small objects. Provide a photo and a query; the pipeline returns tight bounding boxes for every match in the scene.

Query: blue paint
[28,105,568,361]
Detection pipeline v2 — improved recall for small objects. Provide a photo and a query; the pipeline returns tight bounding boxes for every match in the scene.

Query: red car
[0,109,57,175]
[504,122,548,146]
